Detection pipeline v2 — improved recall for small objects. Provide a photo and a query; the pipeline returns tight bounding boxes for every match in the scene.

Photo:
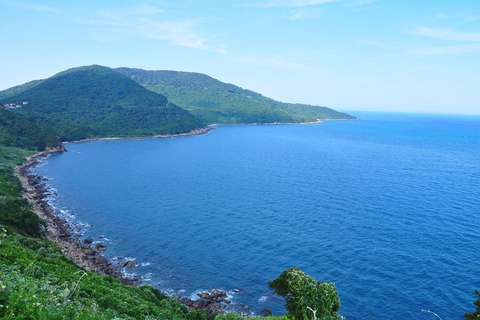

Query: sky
[1,0,479,115]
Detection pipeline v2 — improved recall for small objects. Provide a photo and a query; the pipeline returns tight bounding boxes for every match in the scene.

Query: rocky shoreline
[13,127,247,316]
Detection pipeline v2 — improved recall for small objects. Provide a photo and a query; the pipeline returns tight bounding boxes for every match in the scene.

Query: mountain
[0,79,44,101]
[1,65,205,141]
[115,67,357,125]
[0,109,62,151]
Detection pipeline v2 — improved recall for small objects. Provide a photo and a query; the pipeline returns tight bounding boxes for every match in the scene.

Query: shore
[13,126,236,315]
[65,126,213,144]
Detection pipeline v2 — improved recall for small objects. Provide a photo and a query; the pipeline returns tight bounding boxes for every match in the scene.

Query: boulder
[46,227,58,238]
[84,249,95,256]
[95,255,107,264]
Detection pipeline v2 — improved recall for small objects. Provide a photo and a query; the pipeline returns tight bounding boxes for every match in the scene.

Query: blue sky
[1,0,479,114]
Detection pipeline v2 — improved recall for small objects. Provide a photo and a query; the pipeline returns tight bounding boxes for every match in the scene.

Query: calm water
[36,112,480,319]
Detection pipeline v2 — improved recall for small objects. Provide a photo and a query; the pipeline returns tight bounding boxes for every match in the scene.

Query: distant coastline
[64,126,213,144]
[209,117,361,127]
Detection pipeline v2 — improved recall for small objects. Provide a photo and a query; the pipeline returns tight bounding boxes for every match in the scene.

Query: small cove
[35,112,480,319]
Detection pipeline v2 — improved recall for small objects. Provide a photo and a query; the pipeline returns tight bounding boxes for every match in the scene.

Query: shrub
[464,290,480,320]
[268,267,341,320]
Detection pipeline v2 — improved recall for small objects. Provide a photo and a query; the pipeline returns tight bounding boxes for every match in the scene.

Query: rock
[84,249,95,255]
[243,305,249,310]
[95,243,106,251]
[119,261,128,267]
[232,289,241,293]
[197,292,210,299]
[84,238,94,244]
[126,261,137,268]
[46,226,58,238]
[38,224,46,233]
[225,299,231,304]
[95,255,107,264]
[197,289,228,302]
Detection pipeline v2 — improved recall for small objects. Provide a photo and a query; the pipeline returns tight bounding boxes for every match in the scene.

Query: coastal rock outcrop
[15,154,137,286]
[175,289,230,315]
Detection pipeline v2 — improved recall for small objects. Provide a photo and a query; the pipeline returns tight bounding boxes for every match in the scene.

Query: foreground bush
[269,268,341,320]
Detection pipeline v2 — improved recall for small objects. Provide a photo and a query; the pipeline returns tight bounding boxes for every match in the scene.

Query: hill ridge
[115,67,357,125]
[1,65,205,141]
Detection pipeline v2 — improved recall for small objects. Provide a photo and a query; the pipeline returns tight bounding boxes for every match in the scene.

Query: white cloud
[414,26,480,42]
[410,44,480,55]
[76,6,226,54]
[343,0,378,6]
[432,13,480,23]
[248,0,339,8]
[288,8,323,20]
[137,18,227,54]
[129,3,164,15]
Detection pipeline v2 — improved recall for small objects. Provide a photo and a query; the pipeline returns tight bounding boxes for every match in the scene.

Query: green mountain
[115,67,357,125]
[0,109,62,151]
[0,79,44,101]
[1,65,205,141]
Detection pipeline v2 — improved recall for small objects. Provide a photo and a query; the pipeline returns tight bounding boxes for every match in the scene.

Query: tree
[464,290,480,320]
[269,267,341,320]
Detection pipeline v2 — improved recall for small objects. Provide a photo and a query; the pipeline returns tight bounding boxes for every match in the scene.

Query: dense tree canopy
[115,67,357,125]
[0,109,61,151]
[2,65,205,141]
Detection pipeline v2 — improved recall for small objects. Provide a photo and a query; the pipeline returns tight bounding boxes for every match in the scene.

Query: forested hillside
[1,65,205,141]
[0,79,44,101]
[0,110,61,151]
[115,68,357,125]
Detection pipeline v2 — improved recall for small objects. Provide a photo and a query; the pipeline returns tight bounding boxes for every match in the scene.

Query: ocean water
[35,112,480,319]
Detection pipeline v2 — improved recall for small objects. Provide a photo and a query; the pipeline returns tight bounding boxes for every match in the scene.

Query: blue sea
[35,112,480,319]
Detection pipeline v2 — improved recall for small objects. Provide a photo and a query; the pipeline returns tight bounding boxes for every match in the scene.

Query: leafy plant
[269,268,341,320]
[464,290,480,320]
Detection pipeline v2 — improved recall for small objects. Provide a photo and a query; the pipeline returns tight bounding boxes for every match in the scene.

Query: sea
[34,112,480,319]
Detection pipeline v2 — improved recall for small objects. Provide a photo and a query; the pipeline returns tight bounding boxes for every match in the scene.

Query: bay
[36,112,480,319]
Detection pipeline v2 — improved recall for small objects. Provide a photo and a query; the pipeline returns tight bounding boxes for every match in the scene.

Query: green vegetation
[2,65,204,141]
[114,68,357,125]
[0,109,61,151]
[0,79,44,101]
[0,109,60,236]
[268,268,341,320]
[215,313,289,320]
[0,229,213,319]
[0,145,44,236]
[464,290,480,320]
